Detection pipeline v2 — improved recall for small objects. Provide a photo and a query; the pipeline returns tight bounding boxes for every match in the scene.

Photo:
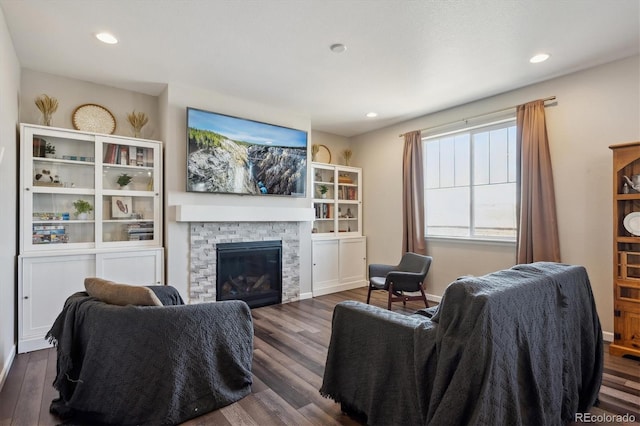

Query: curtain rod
[399,96,556,138]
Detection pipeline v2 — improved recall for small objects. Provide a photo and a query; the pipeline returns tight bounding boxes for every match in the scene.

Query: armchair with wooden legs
[366,252,432,310]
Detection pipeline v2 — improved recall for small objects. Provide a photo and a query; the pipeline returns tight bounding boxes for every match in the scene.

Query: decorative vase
[35,94,58,126]
[42,112,53,126]
[127,111,148,139]
[343,149,352,166]
[120,185,130,191]
[77,213,88,220]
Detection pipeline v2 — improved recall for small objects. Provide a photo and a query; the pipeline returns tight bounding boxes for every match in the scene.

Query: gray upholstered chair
[367,252,432,310]
[47,280,253,425]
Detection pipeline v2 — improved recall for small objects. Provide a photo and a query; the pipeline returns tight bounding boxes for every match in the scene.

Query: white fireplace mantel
[176,205,315,222]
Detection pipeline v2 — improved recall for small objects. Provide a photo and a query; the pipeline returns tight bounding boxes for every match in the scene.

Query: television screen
[187,107,307,196]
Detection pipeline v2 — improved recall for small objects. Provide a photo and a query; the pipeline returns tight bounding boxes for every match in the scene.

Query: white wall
[161,84,313,301]
[353,55,640,334]
[311,130,352,166]
[20,69,161,140]
[0,5,20,389]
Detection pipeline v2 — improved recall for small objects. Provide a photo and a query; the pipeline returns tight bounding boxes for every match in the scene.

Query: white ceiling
[1,0,639,137]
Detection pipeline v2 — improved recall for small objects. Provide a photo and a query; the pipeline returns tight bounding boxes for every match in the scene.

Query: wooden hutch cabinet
[609,141,640,357]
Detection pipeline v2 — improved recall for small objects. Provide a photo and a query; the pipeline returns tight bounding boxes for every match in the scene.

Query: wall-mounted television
[186,107,307,196]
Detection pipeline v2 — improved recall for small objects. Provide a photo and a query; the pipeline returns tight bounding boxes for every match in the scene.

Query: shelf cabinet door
[613,305,640,351]
[339,237,366,286]
[96,249,164,285]
[335,166,361,235]
[19,254,95,353]
[622,310,640,349]
[311,162,362,237]
[99,137,161,248]
[22,126,97,252]
[312,239,340,293]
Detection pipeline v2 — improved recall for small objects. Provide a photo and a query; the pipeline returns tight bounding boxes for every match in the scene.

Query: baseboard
[17,338,53,354]
[426,293,442,304]
[299,292,313,300]
[0,344,16,391]
[313,280,366,297]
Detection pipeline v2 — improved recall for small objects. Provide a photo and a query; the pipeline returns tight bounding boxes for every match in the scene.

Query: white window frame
[423,117,517,244]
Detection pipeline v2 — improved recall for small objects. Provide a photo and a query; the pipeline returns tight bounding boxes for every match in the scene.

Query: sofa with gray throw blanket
[320,262,603,426]
[47,278,254,425]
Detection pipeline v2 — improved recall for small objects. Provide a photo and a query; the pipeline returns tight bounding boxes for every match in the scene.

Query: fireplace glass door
[216,240,282,308]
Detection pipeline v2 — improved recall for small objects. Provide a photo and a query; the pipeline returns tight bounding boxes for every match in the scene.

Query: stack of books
[315,204,332,219]
[33,212,70,221]
[126,222,154,241]
[338,187,357,200]
[103,144,153,167]
[32,225,68,244]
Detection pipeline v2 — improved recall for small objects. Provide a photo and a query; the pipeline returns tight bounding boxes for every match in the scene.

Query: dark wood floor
[1,287,639,426]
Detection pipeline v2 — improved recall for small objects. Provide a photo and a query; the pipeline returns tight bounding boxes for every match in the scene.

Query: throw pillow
[84,277,163,306]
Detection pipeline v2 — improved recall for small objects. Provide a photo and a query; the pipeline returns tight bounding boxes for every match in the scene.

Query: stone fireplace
[189,221,302,303]
[179,204,314,305]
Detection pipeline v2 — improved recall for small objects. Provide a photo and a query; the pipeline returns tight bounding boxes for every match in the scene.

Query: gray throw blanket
[47,289,253,425]
[320,262,603,426]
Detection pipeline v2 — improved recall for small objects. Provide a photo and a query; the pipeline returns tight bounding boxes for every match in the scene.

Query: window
[424,119,517,240]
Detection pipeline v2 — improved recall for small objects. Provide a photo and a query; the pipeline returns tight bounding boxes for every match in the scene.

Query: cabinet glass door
[24,127,96,251]
[336,169,360,235]
[100,138,160,246]
[312,165,336,235]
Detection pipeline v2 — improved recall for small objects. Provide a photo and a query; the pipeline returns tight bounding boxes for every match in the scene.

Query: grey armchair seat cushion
[368,276,387,289]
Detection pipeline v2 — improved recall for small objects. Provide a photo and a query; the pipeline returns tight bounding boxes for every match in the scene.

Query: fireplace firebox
[216,240,282,308]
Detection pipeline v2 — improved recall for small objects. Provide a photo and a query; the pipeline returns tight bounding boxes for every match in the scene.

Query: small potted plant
[73,199,93,220]
[319,184,328,199]
[44,142,56,158]
[117,173,133,190]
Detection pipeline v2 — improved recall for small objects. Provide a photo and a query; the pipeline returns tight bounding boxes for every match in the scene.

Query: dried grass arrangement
[311,144,320,161]
[127,111,149,138]
[342,149,352,166]
[34,94,58,126]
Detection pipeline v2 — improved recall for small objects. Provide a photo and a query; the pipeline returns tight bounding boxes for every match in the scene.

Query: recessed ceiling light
[96,32,118,44]
[529,53,550,63]
[365,112,378,118]
[330,43,347,53]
